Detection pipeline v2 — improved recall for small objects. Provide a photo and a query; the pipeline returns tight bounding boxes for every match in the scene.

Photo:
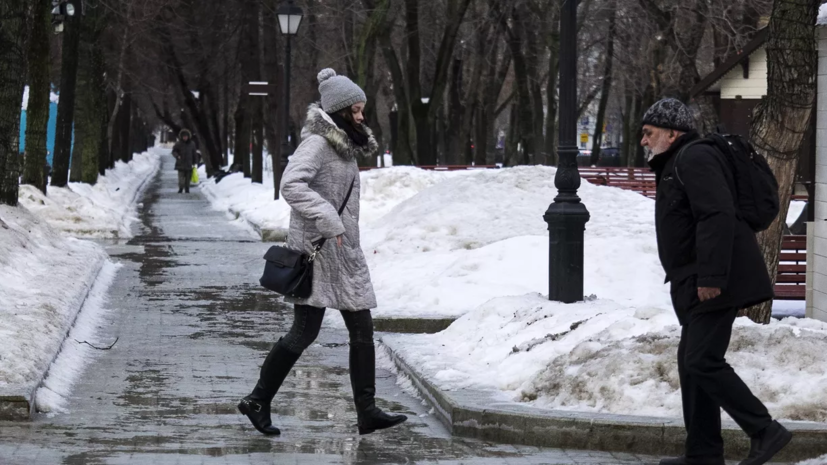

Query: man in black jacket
[642,99,791,465]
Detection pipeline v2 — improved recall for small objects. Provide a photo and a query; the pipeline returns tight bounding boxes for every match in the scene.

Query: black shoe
[238,340,302,436]
[178,189,183,194]
[185,189,190,193]
[349,342,407,435]
[739,421,792,465]
[238,395,280,435]
[659,455,725,465]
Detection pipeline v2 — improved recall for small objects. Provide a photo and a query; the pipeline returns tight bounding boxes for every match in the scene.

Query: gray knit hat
[318,68,367,113]
[642,98,695,132]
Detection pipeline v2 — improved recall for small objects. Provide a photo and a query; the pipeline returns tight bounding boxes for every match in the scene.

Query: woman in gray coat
[238,69,407,436]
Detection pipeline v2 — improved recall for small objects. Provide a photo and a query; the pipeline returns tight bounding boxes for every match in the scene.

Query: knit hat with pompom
[317,68,367,114]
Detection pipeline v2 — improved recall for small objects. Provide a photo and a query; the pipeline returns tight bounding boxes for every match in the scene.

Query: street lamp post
[544,0,590,304]
[51,0,83,33]
[277,0,304,170]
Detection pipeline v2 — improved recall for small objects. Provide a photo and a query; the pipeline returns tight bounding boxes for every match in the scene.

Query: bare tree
[23,0,51,193]
[744,0,818,323]
[0,0,27,206]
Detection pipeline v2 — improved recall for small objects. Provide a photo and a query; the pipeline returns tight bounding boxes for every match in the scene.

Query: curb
[373,317,456,334]
[380,337,827,462]
[118,151,163,236]
[0,256,107,420]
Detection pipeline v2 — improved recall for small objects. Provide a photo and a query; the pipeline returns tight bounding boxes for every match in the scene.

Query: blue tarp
[19,101,63,166]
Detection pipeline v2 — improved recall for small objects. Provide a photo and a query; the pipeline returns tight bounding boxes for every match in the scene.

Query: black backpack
[676,133,779,232]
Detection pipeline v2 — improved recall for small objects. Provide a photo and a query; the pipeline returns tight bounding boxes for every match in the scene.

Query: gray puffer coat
[280,103,379,311]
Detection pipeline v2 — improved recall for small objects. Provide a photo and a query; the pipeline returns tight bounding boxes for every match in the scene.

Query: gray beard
[645,148,655,162]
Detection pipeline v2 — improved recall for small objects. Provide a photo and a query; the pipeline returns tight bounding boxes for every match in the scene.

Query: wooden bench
[775,235,806,300]
[579,167,657,199]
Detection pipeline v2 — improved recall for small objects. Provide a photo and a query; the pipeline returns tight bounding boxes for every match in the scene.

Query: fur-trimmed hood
[301,103,378,161]
[179,129,192,140]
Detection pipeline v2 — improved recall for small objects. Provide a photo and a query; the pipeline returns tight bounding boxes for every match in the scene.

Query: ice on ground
[18,149,161,239]
[36,261,121,414]
[0,206,107,389]
[384,293,827,421]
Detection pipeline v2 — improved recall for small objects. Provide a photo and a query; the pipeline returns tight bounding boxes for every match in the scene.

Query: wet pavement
[0,155,660,464]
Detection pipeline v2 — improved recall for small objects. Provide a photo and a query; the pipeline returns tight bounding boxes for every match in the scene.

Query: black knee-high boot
[349,342,407,435]
[238,339,301,435]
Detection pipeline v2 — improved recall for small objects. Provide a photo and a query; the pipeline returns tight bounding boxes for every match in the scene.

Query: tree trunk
[75,1,107,185]
[70,128,83,183]
[252,98,264,184]
[743,0,818,324]
[234,100,250,174]
[52,15,82,188]
[0,0,26,206]
[23,0,50,193]
[263,0,283,198]
[590,1,616,165]
[118,93,132,162]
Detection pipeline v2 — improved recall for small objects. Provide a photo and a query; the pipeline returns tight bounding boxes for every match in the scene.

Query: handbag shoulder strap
[313,177,356,251]
[337,177,356,215]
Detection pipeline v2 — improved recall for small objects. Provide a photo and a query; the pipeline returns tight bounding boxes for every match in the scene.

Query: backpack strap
[673,140,706,186]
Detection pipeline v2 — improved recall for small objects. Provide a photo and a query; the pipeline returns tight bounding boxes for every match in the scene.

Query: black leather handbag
[259,178,355,298]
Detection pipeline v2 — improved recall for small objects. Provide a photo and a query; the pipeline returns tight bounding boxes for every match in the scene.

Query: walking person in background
[172,129,197,194]
[237,68,407,436]
[643,98,791,465]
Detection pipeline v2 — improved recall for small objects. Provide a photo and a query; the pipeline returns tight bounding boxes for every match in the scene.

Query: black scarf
[329,112,369,147]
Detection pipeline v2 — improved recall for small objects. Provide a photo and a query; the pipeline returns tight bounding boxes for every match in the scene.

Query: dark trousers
[678,308,773,457]
[177,169,191,192]
[280,304,373,354]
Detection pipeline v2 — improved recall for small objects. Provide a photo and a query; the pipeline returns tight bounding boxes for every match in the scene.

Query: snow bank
[0,206,107,391]
[799,455,827,465]
[199,164,471,234]
[384,293,827,422]
[819,4,827,26]
[18,149,161,239]
[36,261,120,413]
[363,166,668,318]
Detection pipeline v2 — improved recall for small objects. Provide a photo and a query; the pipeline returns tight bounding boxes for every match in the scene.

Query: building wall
[809,27,827,322]
[720,48,769,100]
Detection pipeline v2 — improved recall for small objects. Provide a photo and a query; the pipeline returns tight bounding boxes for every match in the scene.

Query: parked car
[576,150,592,167]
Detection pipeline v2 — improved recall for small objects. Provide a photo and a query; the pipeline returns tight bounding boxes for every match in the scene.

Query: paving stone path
[0,154,661,464]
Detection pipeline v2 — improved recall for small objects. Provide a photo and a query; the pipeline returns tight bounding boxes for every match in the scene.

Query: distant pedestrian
[172,129,197,194]
[643,98,790,465]
[238,68,407,436]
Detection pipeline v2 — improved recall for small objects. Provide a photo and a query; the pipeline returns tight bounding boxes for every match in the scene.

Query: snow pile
[199,164,473,234]
[0,206,107,391]
[383,293,827,421]
[18,149,161,239]
[21,85,60,110]
[799,455,827,465]
[819,4,827,26]
[362,166,668,318]
[199,169,292,233]
[36,261,120,413]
